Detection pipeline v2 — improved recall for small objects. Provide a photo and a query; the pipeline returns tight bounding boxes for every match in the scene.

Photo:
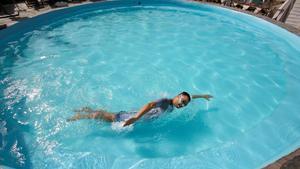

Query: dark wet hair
[180,91,191,102]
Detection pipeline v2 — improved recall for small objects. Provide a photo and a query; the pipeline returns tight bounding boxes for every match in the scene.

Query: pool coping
[192,0,300,36]
[263,148,300,169]
[0,0,300,36]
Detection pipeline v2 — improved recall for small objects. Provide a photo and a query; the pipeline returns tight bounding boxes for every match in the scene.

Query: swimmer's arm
[123,102,156,127]
[192,94,213,101]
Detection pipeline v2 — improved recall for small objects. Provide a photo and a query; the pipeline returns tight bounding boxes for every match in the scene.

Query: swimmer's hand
[192,94,213,101]
[123,117,138,127]
[202,95,213,101]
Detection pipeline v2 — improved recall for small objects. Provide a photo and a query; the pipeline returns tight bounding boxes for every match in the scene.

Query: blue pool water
[1,0,300,168]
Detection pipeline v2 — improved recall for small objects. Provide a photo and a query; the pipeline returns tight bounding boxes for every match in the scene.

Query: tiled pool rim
[0,0,300,168]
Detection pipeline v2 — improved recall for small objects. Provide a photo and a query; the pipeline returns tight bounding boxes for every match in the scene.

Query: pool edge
[191,0,300,36]
[1,0,300,36]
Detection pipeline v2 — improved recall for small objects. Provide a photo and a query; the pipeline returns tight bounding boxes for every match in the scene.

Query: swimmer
[67,92,213,127]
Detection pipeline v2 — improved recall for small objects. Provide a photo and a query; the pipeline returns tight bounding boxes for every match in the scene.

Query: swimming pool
[1,0,300,168]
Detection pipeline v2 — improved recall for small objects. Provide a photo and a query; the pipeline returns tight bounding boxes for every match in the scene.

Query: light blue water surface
[1,0,300,168]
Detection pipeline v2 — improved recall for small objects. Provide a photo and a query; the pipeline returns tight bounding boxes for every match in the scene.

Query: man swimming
[67,92,213,127]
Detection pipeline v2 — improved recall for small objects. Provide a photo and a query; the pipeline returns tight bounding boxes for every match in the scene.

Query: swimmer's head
[173,91,191,108]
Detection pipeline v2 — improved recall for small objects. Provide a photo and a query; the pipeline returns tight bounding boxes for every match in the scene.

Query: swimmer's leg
[67,110,116,122]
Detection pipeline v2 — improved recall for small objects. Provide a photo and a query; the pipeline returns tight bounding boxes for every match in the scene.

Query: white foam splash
[40,56,47,60]
[111,122,133,132]
[10,140,26,165]
[27,88,41,101]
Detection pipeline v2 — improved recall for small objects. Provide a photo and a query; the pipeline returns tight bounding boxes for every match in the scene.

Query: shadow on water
[0,46,32,168]
[125,107,219,158]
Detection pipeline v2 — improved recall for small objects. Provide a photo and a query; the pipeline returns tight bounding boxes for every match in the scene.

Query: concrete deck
[0,1,94,27]
[285,0,300,29]
[193,1,300,35]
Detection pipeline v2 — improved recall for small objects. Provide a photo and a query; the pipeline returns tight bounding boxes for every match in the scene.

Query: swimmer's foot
[67,113,82,122]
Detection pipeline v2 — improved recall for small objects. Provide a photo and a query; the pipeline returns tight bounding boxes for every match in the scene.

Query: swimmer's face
[173,94,190,108]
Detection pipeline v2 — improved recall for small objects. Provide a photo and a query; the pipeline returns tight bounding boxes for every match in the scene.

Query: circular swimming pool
[1,0,300,168]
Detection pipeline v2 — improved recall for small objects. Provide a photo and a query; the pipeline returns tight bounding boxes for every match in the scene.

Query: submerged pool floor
[0,0,300,169]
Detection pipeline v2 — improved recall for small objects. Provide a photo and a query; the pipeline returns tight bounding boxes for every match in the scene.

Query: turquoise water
[1,0,300,168]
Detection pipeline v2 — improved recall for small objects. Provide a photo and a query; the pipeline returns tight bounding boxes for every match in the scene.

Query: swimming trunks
[115,111,136,122]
